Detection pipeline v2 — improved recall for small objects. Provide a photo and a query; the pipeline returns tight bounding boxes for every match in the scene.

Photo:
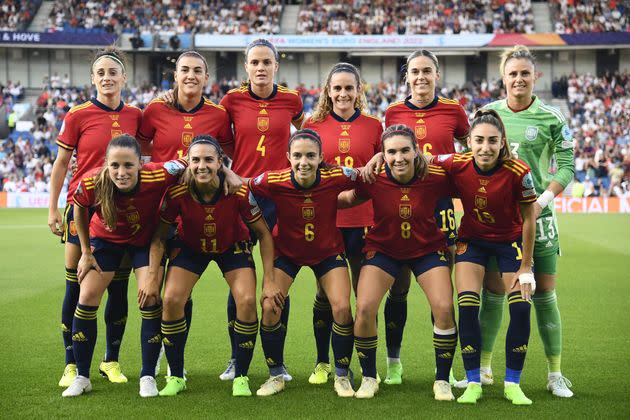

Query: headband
[93,54,125,72]
[247,39,279,60]
[292,131,321,143]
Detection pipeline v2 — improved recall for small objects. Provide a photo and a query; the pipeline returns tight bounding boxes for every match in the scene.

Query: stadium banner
[0,31,116,46]
[560,32,630,46]
[2,192,66,209]
[195,34,494,49]
[487,33,567,47]
[452,197,629,214]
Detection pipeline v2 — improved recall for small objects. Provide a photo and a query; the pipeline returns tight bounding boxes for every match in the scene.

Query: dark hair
[311,62,367,123]
[404,49,440,74]
[288,128,321,153]
[184,135,224,190]
[175,50,209,73]
[95,134,141,230]
[381,124,428,179]
[91,46,128,74]
[470,109,512,162]
[245,38,279,61]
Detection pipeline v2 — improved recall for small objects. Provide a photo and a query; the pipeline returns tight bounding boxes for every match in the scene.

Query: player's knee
[162,290,186,313]
[235,293,257,319]
[331,303,352,325]
[432,301,454,326]
[355,301,377,326]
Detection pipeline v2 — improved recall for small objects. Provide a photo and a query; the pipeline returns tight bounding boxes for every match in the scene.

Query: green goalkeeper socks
[479,289,505,368]
[532,290,563,373]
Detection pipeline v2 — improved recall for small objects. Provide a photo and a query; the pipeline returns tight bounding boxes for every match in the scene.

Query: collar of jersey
[404,95,438,111]
[192,171,225,205]
[472,159,502,176]
[505,95,538,114]
[331,108,361,122]
[115,176,141,197]
[176,97,205,114]
[385,163,418,185]
[290,168,321,190]
[91,97,124,112]
[249,83,278,100]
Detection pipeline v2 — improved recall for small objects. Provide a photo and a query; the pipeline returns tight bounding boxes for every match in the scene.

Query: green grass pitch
[1,209,629,418]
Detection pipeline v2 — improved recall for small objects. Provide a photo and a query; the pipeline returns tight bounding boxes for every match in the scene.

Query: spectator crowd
[551,0,629,34]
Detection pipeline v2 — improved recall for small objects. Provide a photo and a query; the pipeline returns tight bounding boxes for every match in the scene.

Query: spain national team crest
[456,241,468,255]
[111,130,122,139]
[181,132,194,147]
[338,138,350,153]
[126,211,140,224]
[399,204,412,219]
[474,195,487,209]
[257,116,269,132]
[415,125,427,140]
[302,206,315,221]
[204,223,216,237]
[69,221,77,236]
[525,126,538,141]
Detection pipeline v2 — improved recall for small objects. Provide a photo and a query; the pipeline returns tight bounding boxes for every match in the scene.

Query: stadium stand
[0,0,42,31]
[551,0,629,34]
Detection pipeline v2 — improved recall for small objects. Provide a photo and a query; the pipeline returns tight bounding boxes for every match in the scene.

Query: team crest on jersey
[257,116,269,132]
[479,179,489,186]
[111,130,122,139]
[181,132,194,147]
[474,195,487,209]
[204,223,216,237]
[522,172,534,189]
[525,126,538,141]
[302,206,315,221]
[338,138,351,153]
[456,241,468,255]
[69,221,77,236]
[399,204,412,219]
[415,125,427,140]
[126,211,140,224]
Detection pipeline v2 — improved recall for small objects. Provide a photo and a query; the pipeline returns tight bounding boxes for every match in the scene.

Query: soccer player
[432,110,537,405]
[143,136,281,397]
[368,49,469,385]
[250,129,356,398]
[340,125,457,400]
[217,38,304,381]
[468,45,575,398]
[61,135,187,397]
[302,62,382,384]
[138,50,233,377]
[48,47,141,387]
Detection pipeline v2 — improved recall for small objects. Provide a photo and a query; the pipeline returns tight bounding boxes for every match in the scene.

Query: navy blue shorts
[341,227,370,257]
[168,240,255,276]
[362,251,449,279]
[248,194,276,243]
[62,204,95,245]
[434,197,457,246]
[91,238,162,272]
[455,238,525,273]
[274,254,348,279]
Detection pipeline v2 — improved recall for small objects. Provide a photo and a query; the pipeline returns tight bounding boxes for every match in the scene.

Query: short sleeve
[160,159,188,184]
[137,102,157,143]
[354,178,371,200]
[237,186,263,224]
[73,178,95,208]
[248,172,272,198]
[517,169,537,204]
[159,193,179,225]
[432,153,455,173]
[56,111,80,151]
[292,94,304,123]
[454,105,470,140]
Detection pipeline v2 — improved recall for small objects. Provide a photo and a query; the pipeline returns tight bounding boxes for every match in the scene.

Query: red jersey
[220,84,304,177]
[434,153,537,242]
[303,109,382,228]
[138,98,231,161]
[160,180,262,254]
[248,166,357,265]
[385,96,469,155]
[356,165,452,259]
[73,160,187,246]
[56,99,142,204]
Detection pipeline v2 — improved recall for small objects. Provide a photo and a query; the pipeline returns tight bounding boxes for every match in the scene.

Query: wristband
[518,272,536,294]
[536,190,554,208]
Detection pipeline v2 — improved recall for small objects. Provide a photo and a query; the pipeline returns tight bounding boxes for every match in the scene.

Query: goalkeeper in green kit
[455,45,575,398]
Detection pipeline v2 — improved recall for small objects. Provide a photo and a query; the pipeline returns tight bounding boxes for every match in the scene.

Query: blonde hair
[311,62,368,123]
[499,45,536,77]
[94,135,141,230]
[91,46,128,75]
[381,124,428,180]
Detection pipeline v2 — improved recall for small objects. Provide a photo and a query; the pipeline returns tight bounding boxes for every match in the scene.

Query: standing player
[468,45,575,398]
[432,110,536,405]
[218,38,304,381]
[61,135,187,397]
[138,50,232,376]
[142,136,280,397]
[377,49,469,385]
[48,47,141,387]
[250,129,356,398]
[339,125,457,400]
[302,62,382,384]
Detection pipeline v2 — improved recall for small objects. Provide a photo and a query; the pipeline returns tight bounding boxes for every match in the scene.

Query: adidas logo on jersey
[72,332,87,342]
[438,352,453,359]
[239,340,254,350]
[546,241,554,248]
[512,345,528,353]
[336,357,350,365]
[461,345,476,354]
[147,334,162,344]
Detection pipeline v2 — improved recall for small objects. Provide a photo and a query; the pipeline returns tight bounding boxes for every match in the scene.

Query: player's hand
[533,202,543,219]
[77,253,102,283]
[262,281,285,314]
[159,89,176,106]
[138,279,161,307]
[361,152,383,183]
[512,270,536,301]
[223,167,242,195]
[48,208,64,236]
